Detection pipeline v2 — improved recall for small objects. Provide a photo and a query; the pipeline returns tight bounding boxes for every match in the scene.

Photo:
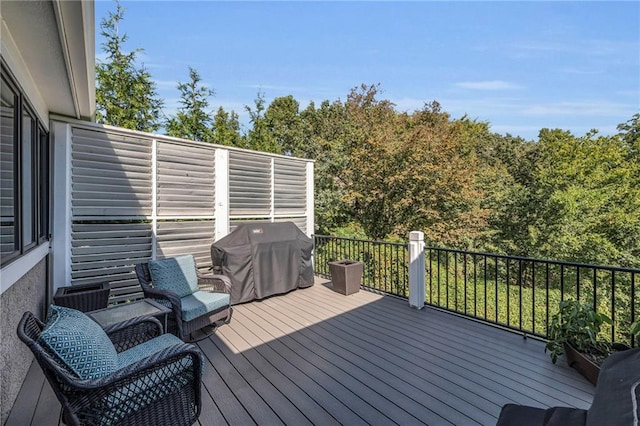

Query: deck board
[7,277,596,425]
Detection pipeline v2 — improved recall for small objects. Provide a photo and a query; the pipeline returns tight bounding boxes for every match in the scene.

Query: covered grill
[211,222,314,304]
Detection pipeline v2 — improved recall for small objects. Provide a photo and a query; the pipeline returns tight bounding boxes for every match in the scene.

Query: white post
[306,161,314,237]
[408,231,425,309]
[151,138,157,260]
[214,149,229,241]
[51,121,73,290]
[270,158,275,223]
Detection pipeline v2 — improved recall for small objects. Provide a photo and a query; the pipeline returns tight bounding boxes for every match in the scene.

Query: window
[0,74,18,263]
[22,109,36,249]
[38,127,50,244]
[0,63,50,267]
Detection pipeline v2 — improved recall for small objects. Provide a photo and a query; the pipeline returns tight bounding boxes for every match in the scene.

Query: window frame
[0,62,50,268]
[1,72,21,265]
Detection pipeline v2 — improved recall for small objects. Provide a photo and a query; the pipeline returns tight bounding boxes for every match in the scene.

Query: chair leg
[185,307,233,343]
[223,307,233,324]
[186,324,218,343]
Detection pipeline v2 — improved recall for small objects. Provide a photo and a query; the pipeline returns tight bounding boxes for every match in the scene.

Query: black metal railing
[425,247,640,345]
[314,234,640,346]
[313,235,409,297]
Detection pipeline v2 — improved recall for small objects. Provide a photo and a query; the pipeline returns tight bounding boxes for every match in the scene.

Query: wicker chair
[17,311,203,426]
[135,256,232,342]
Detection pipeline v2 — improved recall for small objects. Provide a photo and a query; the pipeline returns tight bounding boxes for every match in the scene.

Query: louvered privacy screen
[0,108,15,257]
[65,122,312,303]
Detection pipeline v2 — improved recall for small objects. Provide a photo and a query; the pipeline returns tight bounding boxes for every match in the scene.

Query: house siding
[1,258,47,424]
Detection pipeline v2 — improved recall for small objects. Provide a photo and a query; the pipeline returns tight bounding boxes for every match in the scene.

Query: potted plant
[545,300,628,385]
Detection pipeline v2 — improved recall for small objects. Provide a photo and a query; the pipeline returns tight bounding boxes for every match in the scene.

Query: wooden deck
[7,277,595,425]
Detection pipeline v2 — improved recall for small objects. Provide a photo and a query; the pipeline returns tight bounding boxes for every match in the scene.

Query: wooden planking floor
[7,277,595,426]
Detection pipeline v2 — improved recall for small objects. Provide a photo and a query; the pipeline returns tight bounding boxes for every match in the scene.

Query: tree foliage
[212,107,243,147]
[233,85,638,268]
[95,1,163,132]
[165,67,215,142]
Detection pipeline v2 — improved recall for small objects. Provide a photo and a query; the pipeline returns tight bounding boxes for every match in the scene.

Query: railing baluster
[506,258,510,326]
[577,266,581,302]
[546,262,550,335]
[632,273,636,347]
[532,262,536,335]
[611,271,616,343]
[518,259,523,331]
[446,251,450,309]
[454,252,458,311]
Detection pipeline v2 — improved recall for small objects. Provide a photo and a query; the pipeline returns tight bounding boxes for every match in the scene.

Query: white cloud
[519,100,634,117]
[153,79,180,90]
[455,80,523,91]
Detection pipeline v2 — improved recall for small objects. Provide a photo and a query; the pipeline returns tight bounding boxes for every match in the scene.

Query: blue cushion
[117,333,183,370]
[148,255,199,298]
[38,305,118,380]
[181,291,230,322]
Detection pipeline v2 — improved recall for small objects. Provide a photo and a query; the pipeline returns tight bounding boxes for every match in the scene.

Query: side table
[88,299,171,332]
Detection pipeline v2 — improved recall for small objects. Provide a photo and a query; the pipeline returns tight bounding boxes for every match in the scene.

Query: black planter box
[329,260,363,296]
[53,282,110,312]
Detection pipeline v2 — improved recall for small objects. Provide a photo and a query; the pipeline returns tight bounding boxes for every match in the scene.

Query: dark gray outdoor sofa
[497,346,640,425]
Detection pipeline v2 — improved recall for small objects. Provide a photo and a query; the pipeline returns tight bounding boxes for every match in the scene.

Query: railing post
[214,148,229,241]
[409,231,425,309]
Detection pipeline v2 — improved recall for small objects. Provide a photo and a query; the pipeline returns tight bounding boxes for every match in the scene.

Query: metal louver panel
[0,111,15,255]
[229,151,271,215]
[156,220,215,271]
[72,127,152,217]
[229,218,271,233]
[229,218,307,235]
[157,139,215,216]
[274,158,307,215]
[275,217,307,235]
[71,222,152,303]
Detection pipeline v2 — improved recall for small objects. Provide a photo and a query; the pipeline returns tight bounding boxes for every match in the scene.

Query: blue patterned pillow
[148,255,199,298]
[38,305,118,380]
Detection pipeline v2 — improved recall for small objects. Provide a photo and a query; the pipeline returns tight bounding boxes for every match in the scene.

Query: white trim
[306,162,315,237]
[49,115,314,163]
[408,231,426,309]
[214,149,230,241]
[270,158,275,223]
[1,19,49,127]
[51,121,72,291]
[52,1,80,119]
[0,243,50,295]
[151,138,158,259]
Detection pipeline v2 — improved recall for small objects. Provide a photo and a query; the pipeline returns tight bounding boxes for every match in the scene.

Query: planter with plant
[545,299,629,385]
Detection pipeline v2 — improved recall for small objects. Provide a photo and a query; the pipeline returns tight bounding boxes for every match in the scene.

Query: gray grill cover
[211,222,314,304]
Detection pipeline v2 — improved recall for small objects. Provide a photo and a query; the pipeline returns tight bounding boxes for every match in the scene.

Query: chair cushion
[496,404,547,426]
[496,404,587,426]
[181,290,230,322]
[148,255,199,298]
[117,333,183,370]
[38,305,118,380]
[586,347,640,426]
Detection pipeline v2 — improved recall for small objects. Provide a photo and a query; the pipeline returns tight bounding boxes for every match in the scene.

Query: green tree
[265,95,304,155]
[212,107,243,147]
[299,99,354,235]
[530,128,640,266]
[244,91,279,153]
[165,67,214,142]
[342,85,488,244]
[95,1,163,132]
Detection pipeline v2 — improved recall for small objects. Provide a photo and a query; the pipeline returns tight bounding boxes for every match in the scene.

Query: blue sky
[95,1,639,141]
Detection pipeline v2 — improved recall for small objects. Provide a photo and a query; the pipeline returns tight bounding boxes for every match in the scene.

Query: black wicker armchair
[17,311,203,426]
[135,255,232,342]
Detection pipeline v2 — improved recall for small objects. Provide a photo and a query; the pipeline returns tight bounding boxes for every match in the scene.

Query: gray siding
[1,258,47,425]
